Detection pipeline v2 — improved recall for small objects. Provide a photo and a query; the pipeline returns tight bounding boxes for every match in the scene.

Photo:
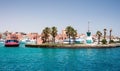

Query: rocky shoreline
[25,43,120,48]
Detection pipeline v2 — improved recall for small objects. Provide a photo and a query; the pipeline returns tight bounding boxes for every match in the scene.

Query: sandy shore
[25,43,120,48]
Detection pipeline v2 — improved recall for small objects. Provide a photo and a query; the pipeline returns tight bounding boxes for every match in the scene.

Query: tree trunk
[73,38,76,44]
[53,37,55,44]
[109,31,112,44]
[69,35,70,44]
[104,32,106,39]
[98,36,100,44]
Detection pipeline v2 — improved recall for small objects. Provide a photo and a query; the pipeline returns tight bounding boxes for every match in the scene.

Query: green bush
[109,40,114,44]
[101,39,107,44]
[116,41,120,43]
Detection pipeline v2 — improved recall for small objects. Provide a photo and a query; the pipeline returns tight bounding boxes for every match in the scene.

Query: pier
[25,43,120,48]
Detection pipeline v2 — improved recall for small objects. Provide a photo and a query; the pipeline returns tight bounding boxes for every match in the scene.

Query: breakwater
[25,43,120,48]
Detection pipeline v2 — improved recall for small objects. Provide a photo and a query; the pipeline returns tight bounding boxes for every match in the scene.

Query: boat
[75,38,85,44]
[5,40,19,47]
[63,38,74,44]
[0,39,5,43]
[20,38,36,44]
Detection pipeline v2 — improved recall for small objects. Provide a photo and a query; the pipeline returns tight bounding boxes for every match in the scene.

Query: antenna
[88,21,90,32]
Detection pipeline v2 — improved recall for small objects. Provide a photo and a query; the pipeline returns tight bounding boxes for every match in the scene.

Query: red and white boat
[5,40,19,47]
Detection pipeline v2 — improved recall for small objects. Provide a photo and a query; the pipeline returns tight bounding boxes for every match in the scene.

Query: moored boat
[0,39,5,43]
[5,40,19,47]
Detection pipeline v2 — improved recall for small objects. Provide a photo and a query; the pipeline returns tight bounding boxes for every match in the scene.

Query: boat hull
[5,44,19,47]
[5,40,19,47]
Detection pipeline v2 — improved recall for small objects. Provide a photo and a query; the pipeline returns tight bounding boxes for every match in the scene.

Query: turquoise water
[0,43,120,71]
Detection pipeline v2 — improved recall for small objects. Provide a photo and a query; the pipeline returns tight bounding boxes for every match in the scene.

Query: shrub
[109,40,114,44]
[101,39,107,44]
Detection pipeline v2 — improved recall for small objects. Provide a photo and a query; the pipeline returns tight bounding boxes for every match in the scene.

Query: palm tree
[65,26,74,44]
[109,29,112,43]
[103,29,107,39]
[96,31,102,44]
[51,26,58,43]
[71,30,77,44]
[41,27,51,43]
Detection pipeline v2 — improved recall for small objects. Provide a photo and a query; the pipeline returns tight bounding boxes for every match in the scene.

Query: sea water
[0,43,120,71]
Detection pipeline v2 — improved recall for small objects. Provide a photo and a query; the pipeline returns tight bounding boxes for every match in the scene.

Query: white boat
[20,38,36,44]
[0,39,5,43]
[63,38,74,44]
[75,38,85,44]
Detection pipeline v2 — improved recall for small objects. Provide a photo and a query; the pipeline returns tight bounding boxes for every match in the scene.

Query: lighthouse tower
[86,22,93,44]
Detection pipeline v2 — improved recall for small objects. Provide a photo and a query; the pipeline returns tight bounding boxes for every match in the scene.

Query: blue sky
[0,0,120,36]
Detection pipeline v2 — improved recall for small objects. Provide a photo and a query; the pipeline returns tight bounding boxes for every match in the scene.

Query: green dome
[87,32,91,36]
